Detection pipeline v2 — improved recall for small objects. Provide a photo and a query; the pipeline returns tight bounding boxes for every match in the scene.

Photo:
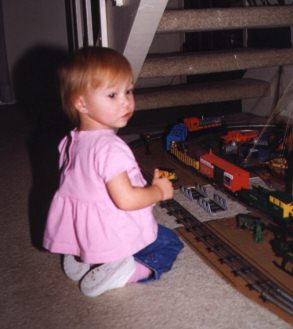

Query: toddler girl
[43,46,183,297]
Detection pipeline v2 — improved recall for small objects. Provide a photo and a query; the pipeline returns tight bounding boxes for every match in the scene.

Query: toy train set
[165,116,293,226]
[133,115,293,317]
[163,116,293,282]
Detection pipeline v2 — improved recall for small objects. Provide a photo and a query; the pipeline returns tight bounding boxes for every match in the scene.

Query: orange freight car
[222,129,258,144]
[199,150,250,192]
[184,116,222,132]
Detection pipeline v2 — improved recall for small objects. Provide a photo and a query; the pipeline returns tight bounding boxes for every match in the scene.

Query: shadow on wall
[13,44,70,126]
[13,45,71,249]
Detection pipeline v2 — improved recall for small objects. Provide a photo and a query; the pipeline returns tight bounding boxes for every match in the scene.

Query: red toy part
[222,129,259,144]
[184,116,222,132]
[199,150,250,192]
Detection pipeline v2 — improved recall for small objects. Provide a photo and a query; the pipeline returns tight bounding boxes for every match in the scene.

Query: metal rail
[160,198,293,316]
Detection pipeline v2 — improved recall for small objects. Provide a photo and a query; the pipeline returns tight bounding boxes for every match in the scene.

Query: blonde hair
[59,46,133,125]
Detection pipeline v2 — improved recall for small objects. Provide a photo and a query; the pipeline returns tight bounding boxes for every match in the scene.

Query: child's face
[76,78,135,130]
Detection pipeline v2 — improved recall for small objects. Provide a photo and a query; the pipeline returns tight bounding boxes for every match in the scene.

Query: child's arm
[106,168,173,211]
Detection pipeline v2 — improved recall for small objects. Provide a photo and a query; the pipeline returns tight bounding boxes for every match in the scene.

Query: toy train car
[166,116,222,151]
[222,129,259,144]
[170,141,200,171]
[199,150,250,192]
[184,116,222,132]
[238,185,293,222]
[166,123,187,151]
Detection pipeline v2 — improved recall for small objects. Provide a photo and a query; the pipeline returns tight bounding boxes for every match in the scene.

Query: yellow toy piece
[158,168,178,181]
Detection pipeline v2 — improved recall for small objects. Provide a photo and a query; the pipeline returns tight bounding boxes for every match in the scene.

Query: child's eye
[108,93,116,98]
[126,89,133,95]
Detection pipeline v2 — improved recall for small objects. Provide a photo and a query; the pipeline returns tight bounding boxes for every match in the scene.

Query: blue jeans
[134,224,184,282]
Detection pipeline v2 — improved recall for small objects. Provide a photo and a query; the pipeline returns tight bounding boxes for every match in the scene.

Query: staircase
[102,2,293,120]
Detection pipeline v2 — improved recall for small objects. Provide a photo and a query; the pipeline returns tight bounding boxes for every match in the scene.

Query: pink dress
[43,128,158,264]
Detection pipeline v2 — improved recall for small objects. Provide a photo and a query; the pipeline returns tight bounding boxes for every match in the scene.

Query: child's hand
[152,168,174,201]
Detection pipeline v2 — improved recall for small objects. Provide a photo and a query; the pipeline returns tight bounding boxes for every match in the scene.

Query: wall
[2,0,68,102]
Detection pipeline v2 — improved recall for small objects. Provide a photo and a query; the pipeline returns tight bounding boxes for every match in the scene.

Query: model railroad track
[134,138,293,316]
[160,198,293,316]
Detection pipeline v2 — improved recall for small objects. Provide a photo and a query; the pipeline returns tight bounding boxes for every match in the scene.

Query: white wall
[2,0,68,100]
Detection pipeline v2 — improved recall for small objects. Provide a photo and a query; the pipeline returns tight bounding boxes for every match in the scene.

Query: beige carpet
[0,106,292,329]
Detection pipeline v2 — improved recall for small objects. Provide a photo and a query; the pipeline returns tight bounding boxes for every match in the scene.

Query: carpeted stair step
[139,48,293,79]
[135,78,270,110]
[158,6,293,33]
[135,5,292,112]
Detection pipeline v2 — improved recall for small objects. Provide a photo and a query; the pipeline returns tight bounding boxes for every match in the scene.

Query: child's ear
[74,96,88,114]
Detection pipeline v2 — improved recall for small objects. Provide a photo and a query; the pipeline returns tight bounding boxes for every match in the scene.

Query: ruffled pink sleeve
[97,137,139,184]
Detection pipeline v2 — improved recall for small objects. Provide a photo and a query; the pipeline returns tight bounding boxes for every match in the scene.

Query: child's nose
[121,96,130,107]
